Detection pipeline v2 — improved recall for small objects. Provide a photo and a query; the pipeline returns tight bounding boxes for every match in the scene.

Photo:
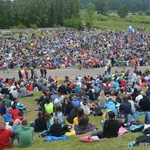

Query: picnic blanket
[44,135,69,142]
[75,123,97,135]
[79,127,128,143]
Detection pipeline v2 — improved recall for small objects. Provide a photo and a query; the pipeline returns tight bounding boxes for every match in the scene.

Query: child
[39,113,54,137]
[50,117,62,137]
[53,106,64,126]
[3,109,12,123]
[5,120,13,131]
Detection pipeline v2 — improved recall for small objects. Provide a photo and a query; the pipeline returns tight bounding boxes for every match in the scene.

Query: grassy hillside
[7,91,148,150]
[96,14,150,30]
[84,13,150,30]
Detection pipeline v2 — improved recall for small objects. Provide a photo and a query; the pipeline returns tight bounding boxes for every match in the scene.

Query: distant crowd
[0,28,150,71]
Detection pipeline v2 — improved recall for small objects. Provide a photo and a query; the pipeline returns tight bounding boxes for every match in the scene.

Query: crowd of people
[0,63,150,148]
[0,28,150,149]
[0,28,150,71]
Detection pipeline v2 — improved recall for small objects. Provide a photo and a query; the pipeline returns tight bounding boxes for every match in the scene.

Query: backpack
[130,124,144,132]
[94,107,103,116]
[143,125,150,135]
[135,135,150,146]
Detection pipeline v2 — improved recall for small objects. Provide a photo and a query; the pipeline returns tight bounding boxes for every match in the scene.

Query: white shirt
[129,100,136,113]
[10,90,19,98]
[135,94,143,104]
[104,66,108,71]
[80,102,90,115]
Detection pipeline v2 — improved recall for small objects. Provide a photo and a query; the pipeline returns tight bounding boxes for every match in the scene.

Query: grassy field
[6,91,149,150]
[93,14,150,30]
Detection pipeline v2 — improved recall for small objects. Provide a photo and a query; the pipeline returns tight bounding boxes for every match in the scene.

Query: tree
[131,5,137,15]
[117,5,128,18]
[95,0,109,15]
[146,10,150,16]
[84,3,96,29]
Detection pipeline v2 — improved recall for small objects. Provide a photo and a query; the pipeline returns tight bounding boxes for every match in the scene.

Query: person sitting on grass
[15,119,34,147]
[53,106,64,126]
[65,107,78,126]
[4,94,11,108]
[104,98,118,117]
[0,99,6,116]
[63,98,74,116]
[44,97,53,115]
[73,108,89,133]
[49,117,62,137]
[10,105,19,121]
[11,119,22,144]
[3,109,12,123]
[103,111,120,138]
[39,113,54,137]
[0,124,15,149]
[80,97,90,115]
[33,111,47,132]
[5,120,13,131]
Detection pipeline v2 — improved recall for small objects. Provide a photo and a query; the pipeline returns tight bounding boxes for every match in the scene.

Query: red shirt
[28,85,33,91]
[8,79,13,85]
[0,127,15,149]
[140,82,146,88]
[10,108,19,121]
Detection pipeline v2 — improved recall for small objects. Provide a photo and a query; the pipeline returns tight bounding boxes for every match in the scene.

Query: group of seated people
[0,69,150,148]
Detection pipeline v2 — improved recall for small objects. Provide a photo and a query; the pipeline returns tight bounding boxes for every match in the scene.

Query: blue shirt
[3,114,12,122]
[104,101,118,116]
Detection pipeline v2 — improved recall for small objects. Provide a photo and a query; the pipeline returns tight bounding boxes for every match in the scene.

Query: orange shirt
[54,77,59,82]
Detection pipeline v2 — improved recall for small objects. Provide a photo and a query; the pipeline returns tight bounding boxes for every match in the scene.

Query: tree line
[81,0,150,12]
[1,0,150,29]
[0,0,80,29]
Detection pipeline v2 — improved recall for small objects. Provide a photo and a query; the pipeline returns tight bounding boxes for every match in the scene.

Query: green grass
[94,14,150,30]
[8,91,149,150]
[94,21,149,30]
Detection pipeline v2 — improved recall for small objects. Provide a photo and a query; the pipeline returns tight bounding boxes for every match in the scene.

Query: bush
[146,10,150,16]
[53,24,60,28]
[64,18,84,30]
[10,23,26,29]
[138,12,143,15]
[97,15,108,21]
[30,24,38,29]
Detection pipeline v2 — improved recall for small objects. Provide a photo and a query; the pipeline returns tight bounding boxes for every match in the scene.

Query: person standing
[134,62,138,72]
[24,67,29,79]
[15,119,34,147]
[104,65,108,75]
[107,64,111,75]
[30,67,34,79]
[18,68,22,80]
[40,65,44,77]
[43,67,47,78]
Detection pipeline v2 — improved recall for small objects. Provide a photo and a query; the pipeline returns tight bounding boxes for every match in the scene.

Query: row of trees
[81,0,150,18]
[81,0,150,12]
[0,0,80,29]
[1,0,150,29]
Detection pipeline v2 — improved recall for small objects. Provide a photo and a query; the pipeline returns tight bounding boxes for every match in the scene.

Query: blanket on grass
[79,127,128,143]
[75,123,97,135]
[44,135,69,142]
